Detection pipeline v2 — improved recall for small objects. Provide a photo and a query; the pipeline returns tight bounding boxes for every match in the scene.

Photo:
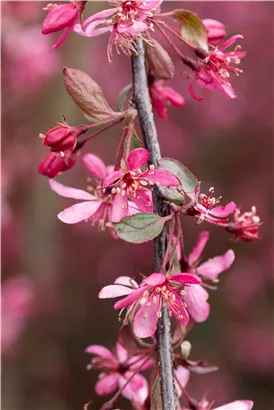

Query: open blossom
[181,399,253,410]
[227,206,261,241]
[49,153,138,229]
[86,342,150,403]
[104,148,178,222]
[99,273,201,338]
[77,1,162,60]
[190,35,246,99]
[41,122,88,153]
[176,231,235,322]
[203,19,227,46]
[149,79,185,120]
[42,1,87,48]
[193,183,237,225]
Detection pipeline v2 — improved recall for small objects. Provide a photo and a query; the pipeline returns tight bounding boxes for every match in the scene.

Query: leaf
[113,213,165,244]
[159,186,185,205]
[117,83,132,112]
[171,9,208,51]
[144,39,175,80]
[131,132,143,150]
[63,67,116,120]
[159,158,198,200]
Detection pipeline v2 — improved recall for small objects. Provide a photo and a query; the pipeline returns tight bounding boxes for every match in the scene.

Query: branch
[131,39,178,410]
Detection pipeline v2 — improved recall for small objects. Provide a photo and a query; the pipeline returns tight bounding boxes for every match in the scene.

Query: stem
[131,39,178,410]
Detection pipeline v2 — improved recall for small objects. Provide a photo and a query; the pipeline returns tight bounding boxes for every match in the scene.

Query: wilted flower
[99,272,201,338]
[86,342,151,404]
[104,148,178,222]
[49,153,138,228]
[227,206,261,242]
[77,0,163,60]
[190,35,246,99]
[42,121,88,153]
[203,19,227,46]
[38,151,77,178]
[149,79,185,120]
[175,231,235,322]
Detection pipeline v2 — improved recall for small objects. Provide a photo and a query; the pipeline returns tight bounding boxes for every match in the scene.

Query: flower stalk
[131,38,178,410]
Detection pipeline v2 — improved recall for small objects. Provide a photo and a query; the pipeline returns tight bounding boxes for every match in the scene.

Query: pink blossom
[190,35,246,99]
[176,231,235,322]
[38,151,76,178]
[1,275,35,355]
[86,342,150,404]
[227,206,261,242]
[104,148,178,222]
[49,153,138,229]
[99,272,201,338]
[42,1,87,48]
[78,1,163,60]
[149,79,185,120]
[193,183,237,224]
[42,122,88,153]
[189,399,254,410]
[203,19,227,46]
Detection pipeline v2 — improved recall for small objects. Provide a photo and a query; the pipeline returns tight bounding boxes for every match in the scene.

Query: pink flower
[38,151,76,178]
[49,153,138,228]
[104,148,178,222]
[149,79,185,120]
[176,231,235,323]
[191,399,254,410]
[77,1,162,60]
[193,183,237,224]
[99,273,201,338]
[190,35,246,99]
[86,342,150,404]
[203,19,227,46]
[1,275,35,355]
[42,1,87,48]
[227,206,261,242]
[42,121,88,153]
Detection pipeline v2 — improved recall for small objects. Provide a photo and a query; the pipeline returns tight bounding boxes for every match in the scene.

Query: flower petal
[111,192,128,223]
[127,148,150,171]
[116,342,128,363]
[213,400,253,410]
[42,4,77,34]
[50,179,95,200]
[119,373,148,404]
[95,373,119,396]
[74,22,111,37]
[85,344,115,361]
[144,170,179,187]
[170,273,201,285]
[143,273,166,286]
[210,201,237,217]
[103,170,123,188]
[82,8,118,30]
[58,200,101,224]
[82,153,107,179]
[99,284,134,299]
[133,294,161,338]
[184,285,210,322]
[114,276,138,288]
[174,365,190,397]
[130,189,152,213]
[114,286,146,310]
[53,24,75,49]
[188,231,209,266]
[197,250,235,280]
[218,34,244,52]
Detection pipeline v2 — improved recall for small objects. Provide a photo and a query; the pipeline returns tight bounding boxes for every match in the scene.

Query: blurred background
[1,1,274,409]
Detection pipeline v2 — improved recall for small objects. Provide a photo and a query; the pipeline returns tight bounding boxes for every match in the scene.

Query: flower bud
[144,39,175,80]
[181,340,192,359]
[44,124,88,152]
[203,19,227,46]
[42,4,78,35]
[38,152,76,178]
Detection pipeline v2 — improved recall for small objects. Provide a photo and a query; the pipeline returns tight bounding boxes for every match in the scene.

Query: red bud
[38,152,76,178]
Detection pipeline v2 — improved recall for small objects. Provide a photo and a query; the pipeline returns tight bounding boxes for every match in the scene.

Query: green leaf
[172,9,208,51]
[159,186,185,205]
[117,83,132,112]
[113,213,165,244]
[131,133,143,150]
[159,158,198,200]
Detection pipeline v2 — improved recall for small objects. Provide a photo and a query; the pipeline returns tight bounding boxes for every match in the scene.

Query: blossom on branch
[149,79,185,120]
[227,206,261,242]
[99,272,201,338]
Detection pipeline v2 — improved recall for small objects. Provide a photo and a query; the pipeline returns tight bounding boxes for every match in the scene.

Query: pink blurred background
[1,1,274,409]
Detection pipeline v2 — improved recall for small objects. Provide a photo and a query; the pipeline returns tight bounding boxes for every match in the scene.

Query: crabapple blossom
[104,148,179,222]
[85,342,151,404]
[149,79,185,120]
[99,272,201,338]
[227,206,261,242]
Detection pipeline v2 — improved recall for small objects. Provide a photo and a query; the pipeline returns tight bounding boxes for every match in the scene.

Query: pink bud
[38,152,76,178]
[44,124,88,152]
[42,4,78,35]
[203,19,227,46]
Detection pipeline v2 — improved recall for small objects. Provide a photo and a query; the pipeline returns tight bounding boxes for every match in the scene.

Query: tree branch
[131,39,178,410]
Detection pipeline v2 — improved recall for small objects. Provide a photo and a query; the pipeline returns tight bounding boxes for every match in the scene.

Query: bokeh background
[1,1,274,409]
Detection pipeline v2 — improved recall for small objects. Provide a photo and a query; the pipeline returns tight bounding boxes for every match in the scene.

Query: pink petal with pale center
[174,365,190,397]
[197,250,235,280]
[111,191,128,223]
[127,148,150,171]
[58,200,101,224]
[99,284,134,299]
[210,201,237,217]
[213,400,253,410]
[188,231,209,266]
[170,273,201,285]
[119,372,148,404]
[143,273,166,286]
[184,285,210,323]
[95,373,119,396]
[50,179,95,200]
[144,170,179,186]
[85,344,116,362]
[82,153,107,179]
[82,7,118,30]
[133,294,161,338]
[114,286,146,310]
